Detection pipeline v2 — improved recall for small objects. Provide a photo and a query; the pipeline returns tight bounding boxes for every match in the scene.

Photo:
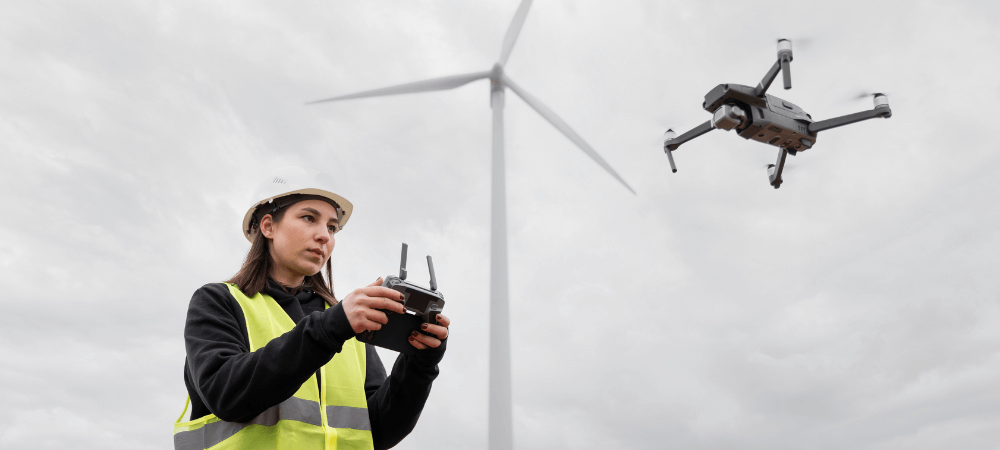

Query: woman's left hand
[409,314,450,350]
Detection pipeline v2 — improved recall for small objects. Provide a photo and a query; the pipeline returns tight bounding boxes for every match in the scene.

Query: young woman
[175,166,450,450]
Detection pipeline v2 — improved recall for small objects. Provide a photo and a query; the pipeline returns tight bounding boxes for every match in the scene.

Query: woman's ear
[260,214,275,239]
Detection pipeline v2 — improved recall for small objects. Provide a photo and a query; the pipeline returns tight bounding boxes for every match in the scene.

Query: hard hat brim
[241,188,354,242]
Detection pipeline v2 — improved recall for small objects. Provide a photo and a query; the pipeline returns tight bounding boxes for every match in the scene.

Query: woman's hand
[409,313,450,350]
[340,278,407,334]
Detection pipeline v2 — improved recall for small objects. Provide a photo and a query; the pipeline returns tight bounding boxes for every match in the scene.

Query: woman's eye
[328,225,339,233]
[302,215,315,222]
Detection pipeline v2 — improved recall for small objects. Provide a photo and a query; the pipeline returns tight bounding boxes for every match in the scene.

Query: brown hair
[227,201,337,304]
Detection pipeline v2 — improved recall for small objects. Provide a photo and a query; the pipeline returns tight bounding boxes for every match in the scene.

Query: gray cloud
[1,0,998,449]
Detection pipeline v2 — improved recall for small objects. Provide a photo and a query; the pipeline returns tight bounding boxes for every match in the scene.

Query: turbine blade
[307,71,491,104]
[498,0,534,66]
[502,75,636,194]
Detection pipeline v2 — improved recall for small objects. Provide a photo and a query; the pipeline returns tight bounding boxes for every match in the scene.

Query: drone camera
[712,105,746,131]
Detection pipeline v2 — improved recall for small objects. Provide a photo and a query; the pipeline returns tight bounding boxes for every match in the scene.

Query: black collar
[264,279,314,304]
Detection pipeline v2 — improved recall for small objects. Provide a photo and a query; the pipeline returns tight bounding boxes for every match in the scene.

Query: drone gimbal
[662,39,892,189]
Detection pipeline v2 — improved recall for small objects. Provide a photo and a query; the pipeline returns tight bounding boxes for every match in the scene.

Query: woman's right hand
[340,278,407,334]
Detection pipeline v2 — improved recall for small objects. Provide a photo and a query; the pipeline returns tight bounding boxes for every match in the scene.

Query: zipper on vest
[319,369,334,449]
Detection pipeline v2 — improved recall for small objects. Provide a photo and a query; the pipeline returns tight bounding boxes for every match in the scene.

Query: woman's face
[261,199,339,285]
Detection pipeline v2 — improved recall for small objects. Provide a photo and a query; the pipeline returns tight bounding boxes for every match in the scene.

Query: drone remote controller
[356,243,445,355]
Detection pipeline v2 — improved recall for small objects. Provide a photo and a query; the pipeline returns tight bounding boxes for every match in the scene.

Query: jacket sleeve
[365,339,447,450]
[184,283,356,422]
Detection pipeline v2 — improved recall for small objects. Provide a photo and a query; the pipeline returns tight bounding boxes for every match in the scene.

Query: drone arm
[755,60,782,97]
[664,120,715,152]
[808,105,892,134]
[662,120,715,173]
[756,40,794,96]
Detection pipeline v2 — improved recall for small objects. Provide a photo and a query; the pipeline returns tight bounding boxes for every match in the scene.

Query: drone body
[704,84,815,151]
[663,39,892,189]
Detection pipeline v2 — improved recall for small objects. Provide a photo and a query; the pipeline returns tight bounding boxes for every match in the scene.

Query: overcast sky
[2,1,999,449]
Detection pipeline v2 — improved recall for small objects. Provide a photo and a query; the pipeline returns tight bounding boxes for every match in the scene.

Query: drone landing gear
[767,147,790,189]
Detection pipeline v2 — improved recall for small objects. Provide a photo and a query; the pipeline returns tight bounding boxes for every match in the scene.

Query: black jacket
[183,281,445,450]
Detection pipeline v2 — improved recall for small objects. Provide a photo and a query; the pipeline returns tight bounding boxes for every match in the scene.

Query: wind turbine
[308,1,633,448]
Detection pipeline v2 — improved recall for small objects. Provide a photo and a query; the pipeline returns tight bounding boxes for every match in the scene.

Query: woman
[175,166,450,450]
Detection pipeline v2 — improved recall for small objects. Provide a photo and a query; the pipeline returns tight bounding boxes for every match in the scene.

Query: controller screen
[405,291,433,312]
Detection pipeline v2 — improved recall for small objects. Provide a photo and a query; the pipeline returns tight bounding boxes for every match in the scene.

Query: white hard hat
[241,165,354,242]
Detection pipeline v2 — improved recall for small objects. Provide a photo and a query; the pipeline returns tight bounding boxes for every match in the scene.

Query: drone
[662,39,892,189]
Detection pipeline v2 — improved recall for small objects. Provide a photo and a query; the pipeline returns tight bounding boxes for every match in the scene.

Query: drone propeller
[853,91,889,100]
[655,115,686,133]
[777,36,815,51]
[849,92,892,109]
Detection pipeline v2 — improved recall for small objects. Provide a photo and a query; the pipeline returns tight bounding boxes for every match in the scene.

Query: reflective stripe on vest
[174,284,374,450]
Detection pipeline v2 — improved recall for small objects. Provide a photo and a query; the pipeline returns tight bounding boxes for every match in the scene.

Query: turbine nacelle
[490,63,505,95]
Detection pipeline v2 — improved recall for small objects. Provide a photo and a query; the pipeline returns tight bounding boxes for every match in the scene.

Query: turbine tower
[308,1,633,448]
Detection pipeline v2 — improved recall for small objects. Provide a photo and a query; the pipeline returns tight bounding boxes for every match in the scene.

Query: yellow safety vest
[174,283,374,450]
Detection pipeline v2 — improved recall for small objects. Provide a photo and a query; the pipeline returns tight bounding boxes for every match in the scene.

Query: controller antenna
[427,255,437,291]
[399,242,408,280]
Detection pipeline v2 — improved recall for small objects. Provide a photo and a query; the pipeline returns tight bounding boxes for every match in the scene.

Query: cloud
[1,1,999,449]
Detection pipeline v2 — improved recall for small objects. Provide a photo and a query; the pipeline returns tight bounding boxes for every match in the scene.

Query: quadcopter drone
[662,39,892,189]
